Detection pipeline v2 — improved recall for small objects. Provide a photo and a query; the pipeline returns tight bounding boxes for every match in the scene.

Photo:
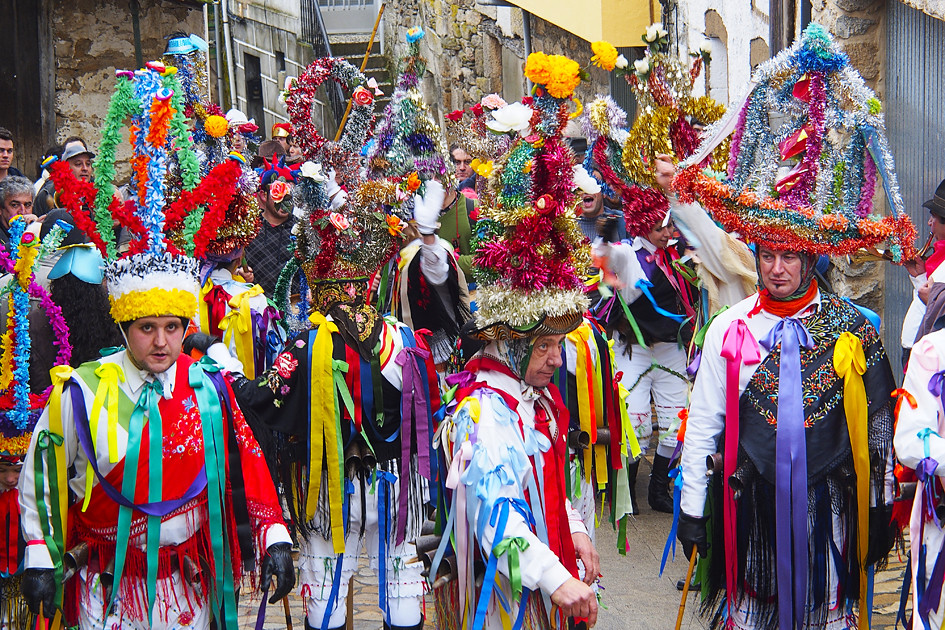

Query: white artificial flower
[634,58,651,74]
[657,24,668,39]
[645,22,664,42]
[486,101,533,133]
[300,161,326,182]
[615,54,629,69]
[572,165,601,194]
[699,40,712,55]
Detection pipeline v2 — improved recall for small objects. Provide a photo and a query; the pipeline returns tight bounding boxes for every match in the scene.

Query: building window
[244,53,265,130]
[276,51,286,73]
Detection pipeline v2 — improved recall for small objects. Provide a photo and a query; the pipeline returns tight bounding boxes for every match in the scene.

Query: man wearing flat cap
[902,178,945,364]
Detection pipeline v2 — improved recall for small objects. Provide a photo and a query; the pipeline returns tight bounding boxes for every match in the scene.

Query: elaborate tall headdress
[470,52,592,339]
[50,62,242,323]
[0,220,73,457]
[366,29,450,185]
[675,24,916,259]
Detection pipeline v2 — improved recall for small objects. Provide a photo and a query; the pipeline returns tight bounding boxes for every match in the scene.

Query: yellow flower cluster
[109,288,198,323]
[591,41,618,72]
[525,52,582,99]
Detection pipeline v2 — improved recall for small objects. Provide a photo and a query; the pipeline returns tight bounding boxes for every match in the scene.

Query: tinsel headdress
[366,28,450,187]
[284,56,375,192]
[471,52,592,340]
[50,62,242,323]
[674,24,916,260]
[0,219,73,457]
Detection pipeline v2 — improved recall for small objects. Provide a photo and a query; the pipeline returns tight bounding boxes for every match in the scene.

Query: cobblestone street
[238,457,911,629]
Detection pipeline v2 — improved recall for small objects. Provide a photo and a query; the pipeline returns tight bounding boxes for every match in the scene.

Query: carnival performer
[432,52,602,630]
[673,25,913,629]
[232,56,437,627]
[0,217,77,629]
[893,326,945,629]
[18,64,294,629]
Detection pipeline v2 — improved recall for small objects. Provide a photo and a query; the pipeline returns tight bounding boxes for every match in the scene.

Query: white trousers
[77,569,209,630]
[298,472,425,629]
[613,340,688,458]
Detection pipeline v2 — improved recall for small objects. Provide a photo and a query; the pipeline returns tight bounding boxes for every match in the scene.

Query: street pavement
[239,456,910,629]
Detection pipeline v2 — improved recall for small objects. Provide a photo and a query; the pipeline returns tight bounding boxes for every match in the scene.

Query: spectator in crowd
[450,144,476,193]
[0,127,25,182]
[577,167,626,243]
[34,138,93,212]
[32,144,63,195]
[0,176,39,248]
[244,160,298,296]
[271,122,292,153]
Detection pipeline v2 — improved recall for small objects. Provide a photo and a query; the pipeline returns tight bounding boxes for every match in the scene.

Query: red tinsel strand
[48,161,112,256]
[690,57,703,85]
[166,160,241,259]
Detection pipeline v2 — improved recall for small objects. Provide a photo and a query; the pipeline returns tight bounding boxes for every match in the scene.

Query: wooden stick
[674,548,698,630]
[282,595,294,630]
[332,3,386,142]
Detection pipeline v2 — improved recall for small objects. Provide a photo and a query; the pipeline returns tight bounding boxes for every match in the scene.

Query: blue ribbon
[760,317,814,630]
[375,469,397,624]
[659,466,684,575]
[635,278,686,323]
[473,499,511,630]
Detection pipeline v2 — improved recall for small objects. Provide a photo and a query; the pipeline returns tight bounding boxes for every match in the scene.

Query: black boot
[627,458,641,515]
[648,454,674,513]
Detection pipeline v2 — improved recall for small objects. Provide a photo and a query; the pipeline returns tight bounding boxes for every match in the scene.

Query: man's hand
[919,278,934,304]
[551,577,598,627]
[654,154,677,195]
[21,568,57,617]
[677,513,708,559]
[260,542,295,604]
[572,532,600,586]
[235,264,255,284]
[904,256,926,278]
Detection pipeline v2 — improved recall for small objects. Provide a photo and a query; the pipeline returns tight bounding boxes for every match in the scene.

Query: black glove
[865,504,897,565]
[596,215,619,243]
[21,568,57,617]
[260,542,295,604]
[182,332,221,355]
[677,513,708,559]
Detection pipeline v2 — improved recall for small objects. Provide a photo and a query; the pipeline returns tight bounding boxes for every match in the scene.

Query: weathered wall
[813,0,887,313]
[52,0,203,150]
[381,0,611,127]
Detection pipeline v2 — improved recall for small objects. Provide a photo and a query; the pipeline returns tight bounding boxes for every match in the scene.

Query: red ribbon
[203,285,232,339]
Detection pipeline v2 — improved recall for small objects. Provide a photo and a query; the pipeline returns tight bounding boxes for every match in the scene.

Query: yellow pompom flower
[204,115,229,138]
[525,52,553,86]
[591,41,618,72]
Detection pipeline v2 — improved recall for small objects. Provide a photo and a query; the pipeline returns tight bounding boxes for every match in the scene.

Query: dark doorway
[244,52,265,132]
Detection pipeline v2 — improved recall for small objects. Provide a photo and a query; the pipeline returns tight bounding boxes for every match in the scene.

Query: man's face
[68,155,93,182]
[646,220,674,250]
[0,461,22,493]
[258,180,293,219]
[0,139,13,171]
[125,316,185,374]
[231,133,247,153]
[929,212,945,242]
[1,193,33,227]
[758,246,804,299]
[523,334,565,388]
[275,137,289,152]
[451,149,473,181]
[580,190,603,219]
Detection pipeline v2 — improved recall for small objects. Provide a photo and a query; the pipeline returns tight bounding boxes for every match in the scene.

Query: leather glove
[183,332,220,355]
[677,513,709,559]
[865,504,897,565]
[414,180,445,235]
[596,215,619,243]
[260,542,295,604]
[21,568,57,617]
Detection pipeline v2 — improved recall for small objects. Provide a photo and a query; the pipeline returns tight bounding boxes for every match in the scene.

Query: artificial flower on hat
[675,24,916,260]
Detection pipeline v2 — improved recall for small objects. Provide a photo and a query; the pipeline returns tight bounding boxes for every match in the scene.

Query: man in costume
[18,64,294,629]
[229,129,439,628]
[894,326,945,629]
[245,159,299,297]
[672,25,914,630]
[432,52,602,630]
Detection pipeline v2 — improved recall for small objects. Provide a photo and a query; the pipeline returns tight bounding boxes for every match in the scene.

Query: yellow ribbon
[219,285,264,380]
[48,366,73,542]
[567,326,596,484]
[306,312,347,553]
[84,363,126,511]
[833,331,870,622]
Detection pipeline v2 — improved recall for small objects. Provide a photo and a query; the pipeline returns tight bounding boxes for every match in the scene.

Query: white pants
[613,340,688,458]
[77,568,208,630]
[299,473,425,629]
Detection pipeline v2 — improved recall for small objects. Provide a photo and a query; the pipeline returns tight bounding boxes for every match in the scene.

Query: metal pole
[203,4,212,100]
[130,0,143,69]
[522,9,532,93]
[214,2,225,109]
[221,0,238,109]
[332,3,386,142]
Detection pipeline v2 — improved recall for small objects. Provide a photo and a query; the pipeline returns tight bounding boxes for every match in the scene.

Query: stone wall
[812,0,887,314]
[381,0,611,127]
[52,0,203,152]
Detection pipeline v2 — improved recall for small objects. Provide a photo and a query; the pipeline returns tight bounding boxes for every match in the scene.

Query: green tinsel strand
[179,205,204,256]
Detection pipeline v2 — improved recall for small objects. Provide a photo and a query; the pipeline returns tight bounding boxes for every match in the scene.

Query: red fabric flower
[445,109,465,122]
[274,352,298,379]
[352,86,374,106]
[470,103,484,117]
